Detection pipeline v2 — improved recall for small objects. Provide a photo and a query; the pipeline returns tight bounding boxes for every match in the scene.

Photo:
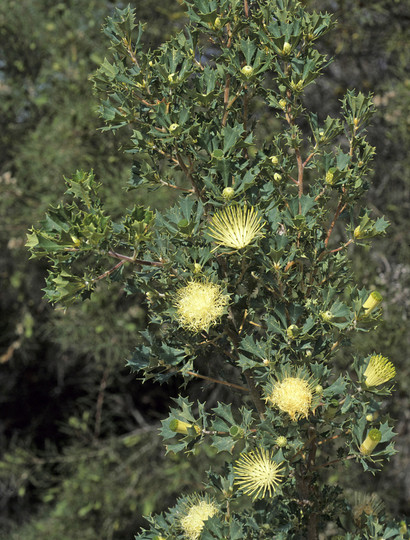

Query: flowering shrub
[27,0,408,538]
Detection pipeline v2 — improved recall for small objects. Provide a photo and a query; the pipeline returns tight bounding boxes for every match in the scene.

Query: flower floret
[233,448,284,500]
[175,280,229,333]
[208,205,264,250]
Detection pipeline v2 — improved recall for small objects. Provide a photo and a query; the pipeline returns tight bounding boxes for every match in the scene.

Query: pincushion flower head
[178,495,218,540]
[207,205,264,250]
[233,447,284,500]
[174,280,229,333]
[363,354,395,387]
[266,370,316,421]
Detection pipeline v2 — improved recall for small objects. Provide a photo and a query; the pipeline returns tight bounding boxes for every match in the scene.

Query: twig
[107,250,164,267]
[186,371,249,392]
[323,198,347,248]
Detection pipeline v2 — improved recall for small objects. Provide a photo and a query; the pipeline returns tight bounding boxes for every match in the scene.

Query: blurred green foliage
[0,0,408,538]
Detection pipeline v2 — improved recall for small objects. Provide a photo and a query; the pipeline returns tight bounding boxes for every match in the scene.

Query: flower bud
[359,428,382,456]
[366,411,379,422]
[222,187,235,200]
[282,42,292,55]
[315,384,323,395]
[279,99,287,110]
[169,123,179,133]
[193,263,202,274]
[320,310,334,323]
[325,169,336,186]
[273,172,282,182]
[213,17,222,29]
[229,425,244,439]
[362,291,383,314]
[269,155,279,165]
[169,419,201,436]
[241,65,254,78]
[287,324,301,339]
[275,435,287,447]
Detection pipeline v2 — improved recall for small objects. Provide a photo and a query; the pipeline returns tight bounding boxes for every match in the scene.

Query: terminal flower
[175,280,229,333]
[364,354,395,387]
[266,371,316,421]
[179,496,218,540]
[234,448,284,500]
[208,205,264,250]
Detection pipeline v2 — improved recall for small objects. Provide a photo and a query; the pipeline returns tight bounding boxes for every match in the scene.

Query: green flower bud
[229,425,245,439]
[359,428,382,456]
[213,17,222,29]
[273,172,282,182]
[193,263,202,274]
[169,123,179,132]
[270,155,279,165]
[315,384,323,395]
[287,324,301,339]
[222,187,235,200]
[325,169,335,186]
[282,42,292,55]
[305,350,312,358]
[279,99,287,110]
[241,65,254,78]
[275,435,287,448]
[168,73,177,83]
[320,310,334,323]
[366,411,379,422]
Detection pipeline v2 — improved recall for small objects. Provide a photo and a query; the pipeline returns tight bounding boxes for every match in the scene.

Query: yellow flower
[233,448,284,500]
[175,280,229,333]
[179,496,218,540]
[207,205,264,250]
[364,354,395,387]
[266,372,315,421]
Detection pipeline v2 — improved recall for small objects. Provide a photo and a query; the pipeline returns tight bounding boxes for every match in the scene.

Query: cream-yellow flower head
[233,448,284,500]
[175,280,229,333]
[266,372,315,421]
[207,205,264,250]
[179,496,218,540]
[364,354,395,387]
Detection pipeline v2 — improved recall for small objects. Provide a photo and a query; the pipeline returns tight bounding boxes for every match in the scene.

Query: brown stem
[186,371,249,392]
[93,260,126,282]
[323,198,347,249]
[244,0,249,17]
[107,250,164,267]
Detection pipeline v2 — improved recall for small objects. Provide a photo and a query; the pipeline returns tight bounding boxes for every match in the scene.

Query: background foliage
[0,0,408,538]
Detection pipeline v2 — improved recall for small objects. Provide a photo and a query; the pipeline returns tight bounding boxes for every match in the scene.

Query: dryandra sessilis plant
[27,0,407,538]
